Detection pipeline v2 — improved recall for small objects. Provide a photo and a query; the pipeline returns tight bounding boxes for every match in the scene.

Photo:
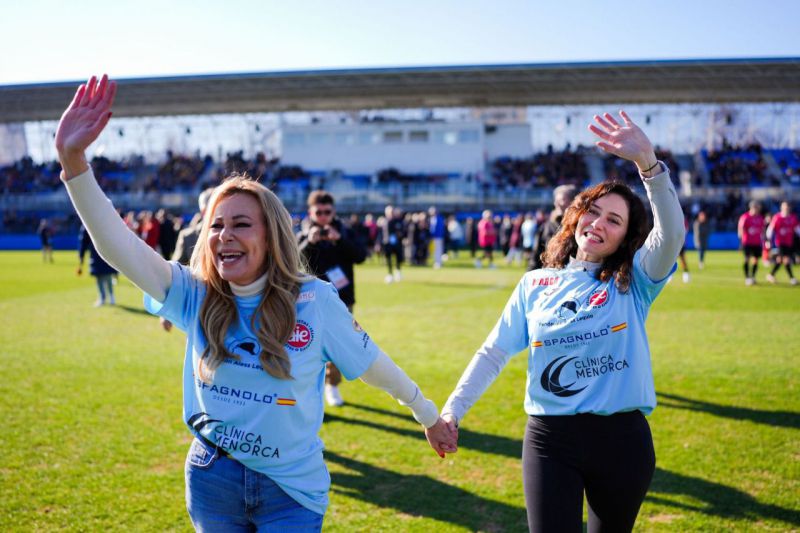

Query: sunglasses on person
[314,208,333,216]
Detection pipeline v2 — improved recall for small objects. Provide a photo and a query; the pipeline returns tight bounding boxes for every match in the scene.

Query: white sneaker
[93,300,104,307]
[682,272,690,283]
[489,264,497,270]
[324,384,344,407]
[791,278,798,286]
[766,274,776,284]
[745,277,753,286]
[384,274,394,284]
[109,296,116,305]
[698,261,704,270]
[433,263,442,269]
[474,259,482,268]
[393,271,402,282]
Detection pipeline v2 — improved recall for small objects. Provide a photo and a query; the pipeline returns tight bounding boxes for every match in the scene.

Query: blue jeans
[185,438,324,532]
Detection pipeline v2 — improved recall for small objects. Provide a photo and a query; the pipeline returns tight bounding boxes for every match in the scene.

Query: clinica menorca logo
[540,356,587,397]
[188,412,223,433]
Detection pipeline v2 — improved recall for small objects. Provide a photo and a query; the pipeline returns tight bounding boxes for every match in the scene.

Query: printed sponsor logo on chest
[286,320,314,351]
[587,288,609,308]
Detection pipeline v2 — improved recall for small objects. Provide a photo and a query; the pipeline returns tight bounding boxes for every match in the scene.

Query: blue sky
[3,0,799,85]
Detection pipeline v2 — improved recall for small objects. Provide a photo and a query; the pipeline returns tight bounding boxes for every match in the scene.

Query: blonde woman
[55,75,456,531]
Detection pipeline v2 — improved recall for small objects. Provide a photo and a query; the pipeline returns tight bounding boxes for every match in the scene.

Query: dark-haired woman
[435,111,685,532]
[55,75,456,531]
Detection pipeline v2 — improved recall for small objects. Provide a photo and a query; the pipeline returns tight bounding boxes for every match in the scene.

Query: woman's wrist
[635,152,660,178]
[58,151,90,181]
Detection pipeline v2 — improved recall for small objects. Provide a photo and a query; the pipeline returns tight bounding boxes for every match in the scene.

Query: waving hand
[55,75,117,179]
[588,110,657,173]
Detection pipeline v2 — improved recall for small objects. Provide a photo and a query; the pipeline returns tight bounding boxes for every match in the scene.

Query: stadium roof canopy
[2,58,800,123]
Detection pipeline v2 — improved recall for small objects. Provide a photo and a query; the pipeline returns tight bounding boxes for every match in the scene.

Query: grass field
[1,250,798,532]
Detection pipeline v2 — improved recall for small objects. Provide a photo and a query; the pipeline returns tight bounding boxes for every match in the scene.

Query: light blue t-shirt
[144,263,379,515]
[486,249,674,416]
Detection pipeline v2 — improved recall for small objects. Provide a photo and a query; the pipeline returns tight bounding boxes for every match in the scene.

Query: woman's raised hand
[55,75,117,178]
[588,110,657,172]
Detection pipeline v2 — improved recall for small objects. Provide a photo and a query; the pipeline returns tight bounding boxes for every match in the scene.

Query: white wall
[0,123,28,165]
[280,121,485,175]
[484,124,532,159]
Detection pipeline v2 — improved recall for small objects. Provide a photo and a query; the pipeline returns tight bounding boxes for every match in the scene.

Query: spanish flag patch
[611,322,627,333]
[277,398,297,406]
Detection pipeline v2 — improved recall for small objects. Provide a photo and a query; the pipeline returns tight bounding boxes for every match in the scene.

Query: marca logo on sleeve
[286,320,314,351]
[297,291,316,303]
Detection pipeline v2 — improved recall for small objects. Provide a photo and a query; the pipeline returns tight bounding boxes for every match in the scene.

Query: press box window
[383,131,403,144]
[409,130,429,143]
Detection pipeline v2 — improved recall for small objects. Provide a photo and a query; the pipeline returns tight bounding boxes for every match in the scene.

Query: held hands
[55,74,117,179]
[588,111,658,173]
[425,415,459,458]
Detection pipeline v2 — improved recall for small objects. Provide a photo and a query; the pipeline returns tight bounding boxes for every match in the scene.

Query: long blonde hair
[190,175,307,382]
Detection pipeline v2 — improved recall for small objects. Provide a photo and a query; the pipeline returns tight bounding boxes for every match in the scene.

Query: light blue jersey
[486,249,674,416]
[144,263,379,515]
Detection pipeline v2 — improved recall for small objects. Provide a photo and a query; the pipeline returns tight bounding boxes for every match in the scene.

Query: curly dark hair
[541,181,650,292]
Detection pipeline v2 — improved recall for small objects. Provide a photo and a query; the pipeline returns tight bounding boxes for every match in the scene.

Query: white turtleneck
[230,272,268,297]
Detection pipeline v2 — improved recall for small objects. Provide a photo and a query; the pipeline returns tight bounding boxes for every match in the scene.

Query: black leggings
[522,411,655,533]
[384,243,403,273]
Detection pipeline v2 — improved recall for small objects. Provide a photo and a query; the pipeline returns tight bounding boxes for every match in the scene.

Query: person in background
[446,215,464,259]
[429,206,446,268]
[738,200,765,286]
[78,224,117,306]
[363,213,379,258]
[673,215,690,283]
[157,209,178,260]
[162,187,214,332]
[298,190,368,407]
[476,210,497,268]
[140,211,161,251]
[173,188,215,265]
[766,201,799,285]
[506,214,524,266]
[693,210,711,270]
[465,217,478,259]
[520,212,538,266]
[382,205,405,283]
[528,185,579,271]
[38,218,54,263]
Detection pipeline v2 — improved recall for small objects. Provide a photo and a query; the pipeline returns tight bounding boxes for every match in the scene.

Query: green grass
[0,250,798,532]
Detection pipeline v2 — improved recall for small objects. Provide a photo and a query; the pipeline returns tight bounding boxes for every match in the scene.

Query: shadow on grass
[325,451,528,531]
[333,403,800,527]
[114,304,152,316]
[415,280,509,290]
[650,467,800,527]
[329,402,522,459]
[657,392,800,429]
